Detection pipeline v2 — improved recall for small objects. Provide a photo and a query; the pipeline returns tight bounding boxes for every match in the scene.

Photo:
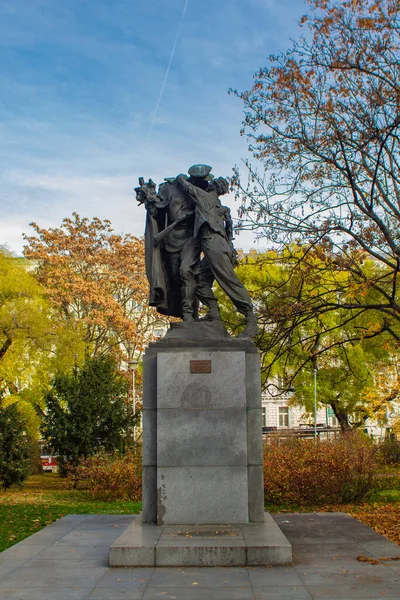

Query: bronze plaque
[190,360,212,374]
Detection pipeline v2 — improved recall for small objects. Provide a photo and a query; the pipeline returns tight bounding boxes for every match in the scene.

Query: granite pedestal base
[111,324,292,567]
[142,326,265,526]
[109,513,292,567]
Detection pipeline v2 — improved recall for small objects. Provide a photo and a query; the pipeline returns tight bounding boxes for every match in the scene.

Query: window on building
[276,375,285,389]
[278,407,289,427]
[262,407,267,426]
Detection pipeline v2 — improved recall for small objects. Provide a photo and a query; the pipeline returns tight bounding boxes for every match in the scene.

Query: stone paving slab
[0,561,26,579]
[0,589,95,600]
[0,512,399,599]
[32,544,111,565]
[0,564,108,589]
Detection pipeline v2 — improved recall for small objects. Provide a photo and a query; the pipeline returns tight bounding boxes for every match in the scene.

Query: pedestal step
[110,513,292,567]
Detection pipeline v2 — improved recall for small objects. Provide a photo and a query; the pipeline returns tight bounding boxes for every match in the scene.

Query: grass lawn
[0,474,141,552]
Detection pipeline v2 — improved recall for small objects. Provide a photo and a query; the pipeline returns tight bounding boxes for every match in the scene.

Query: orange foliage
[23,213,166,359]
[65,448,142,502]
[232,0,400,374]
[348,503,400,546]
[264,434,378,505]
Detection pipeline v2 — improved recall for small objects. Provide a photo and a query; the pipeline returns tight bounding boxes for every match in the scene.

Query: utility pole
[310,333,320,440]
[313,367,317,439]
[128,359,139,441]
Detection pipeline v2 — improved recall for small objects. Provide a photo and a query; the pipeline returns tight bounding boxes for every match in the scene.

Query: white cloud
[0,167,263,257]
[0,0,307,257]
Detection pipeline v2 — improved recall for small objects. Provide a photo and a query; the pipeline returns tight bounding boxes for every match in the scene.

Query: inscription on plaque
[190,360,212,374]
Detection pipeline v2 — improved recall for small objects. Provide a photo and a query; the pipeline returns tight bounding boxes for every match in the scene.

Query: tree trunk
[0,334,12,360]
[330,396,352,433]
[6,381,18,395]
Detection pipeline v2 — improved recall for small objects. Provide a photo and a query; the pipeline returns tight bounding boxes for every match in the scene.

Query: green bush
[0,402,29,490]
[65,446,142,502]
[28,439,43,475]
[42,355,134,471]
[263,433,378,506]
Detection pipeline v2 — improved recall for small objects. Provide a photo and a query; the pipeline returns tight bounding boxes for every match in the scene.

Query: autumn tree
[23,213,167,360]
[0,249,86,443]
[232,0,400,371]
[292,349,398,432]
[0,249,49,375]
[217,248,400,430]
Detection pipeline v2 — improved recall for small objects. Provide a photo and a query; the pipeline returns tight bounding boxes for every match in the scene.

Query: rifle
[153,212,194,246]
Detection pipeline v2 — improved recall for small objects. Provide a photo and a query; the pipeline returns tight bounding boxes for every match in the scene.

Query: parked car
[40,454,58,473]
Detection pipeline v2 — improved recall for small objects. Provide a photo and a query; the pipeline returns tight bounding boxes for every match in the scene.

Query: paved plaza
[0,512,400,599]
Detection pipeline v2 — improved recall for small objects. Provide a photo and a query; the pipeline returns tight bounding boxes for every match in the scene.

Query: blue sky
[0,0,306,255]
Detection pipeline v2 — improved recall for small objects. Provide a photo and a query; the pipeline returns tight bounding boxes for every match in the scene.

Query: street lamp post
[313,367,317,439]
[386,407,397,438]
[310,334,320,440]
[128,359,139,441]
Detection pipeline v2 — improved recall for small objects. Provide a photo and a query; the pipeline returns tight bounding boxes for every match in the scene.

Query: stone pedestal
[142,324,264,526]
[110,513,292,567]
[110,323,292,567]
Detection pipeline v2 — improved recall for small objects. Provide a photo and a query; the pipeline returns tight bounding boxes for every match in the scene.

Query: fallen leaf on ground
[357,555,380,564]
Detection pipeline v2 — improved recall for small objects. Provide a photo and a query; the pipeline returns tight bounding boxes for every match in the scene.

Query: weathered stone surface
[155,545,247,567]
[245,352,262,408]
[109,546,155,567]
[142,409,157,467]
[110,515,162,567]
[142,351,158,523]
[157,409,247,467]
[142,351,157,410]
[246,408,263,466]
[142,466,157,525]
[142,337,264,528]
[247,465,265,523]
[157,351,246,409]
[152,337,257,350]
[246,545,293,566]
[162,321,230,340]
[157,467,249,525]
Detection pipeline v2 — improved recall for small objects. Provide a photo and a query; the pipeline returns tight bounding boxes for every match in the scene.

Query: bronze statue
[135,164,259,338]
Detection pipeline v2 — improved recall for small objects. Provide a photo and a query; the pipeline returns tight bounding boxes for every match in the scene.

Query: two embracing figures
[135,164,258,338]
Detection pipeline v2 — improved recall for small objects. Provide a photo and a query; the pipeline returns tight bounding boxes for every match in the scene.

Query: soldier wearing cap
[176,168,259,338]
[135,164,258,338]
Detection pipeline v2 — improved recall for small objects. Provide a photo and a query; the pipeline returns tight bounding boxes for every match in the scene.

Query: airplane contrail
[147,0,189,141]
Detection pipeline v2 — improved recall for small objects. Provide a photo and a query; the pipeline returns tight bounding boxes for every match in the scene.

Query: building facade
[261,392,339,431]
[261,390,399,439]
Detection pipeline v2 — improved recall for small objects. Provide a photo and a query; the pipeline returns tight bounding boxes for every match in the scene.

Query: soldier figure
[176,172,258,338]
[135,175,197,319]
[135,164,259,338]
